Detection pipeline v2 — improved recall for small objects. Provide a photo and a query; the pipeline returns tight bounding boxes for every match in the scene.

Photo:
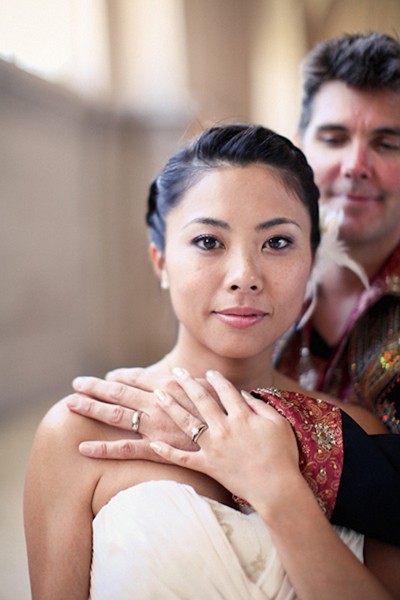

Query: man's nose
[341,141,372,180]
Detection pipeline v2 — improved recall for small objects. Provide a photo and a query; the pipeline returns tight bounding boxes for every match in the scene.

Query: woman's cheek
[274,264,309,313]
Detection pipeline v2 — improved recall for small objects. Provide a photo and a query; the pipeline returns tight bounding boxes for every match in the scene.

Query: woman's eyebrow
[256,217,301,231]
[183,217,230,230]
[183,216,302,231]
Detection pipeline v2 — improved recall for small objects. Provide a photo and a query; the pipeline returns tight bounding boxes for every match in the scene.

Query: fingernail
[205,370,218,380]
[172,367,188,380]
[79,442,95,456]
[72,376,88,390]
[240,390,253,402]
[154,388,168,404]
[150,442,163,453]
[66,394,79,408]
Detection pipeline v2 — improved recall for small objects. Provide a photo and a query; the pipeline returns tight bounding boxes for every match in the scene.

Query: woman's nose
[230,280,260,292]
[225,255,263,293]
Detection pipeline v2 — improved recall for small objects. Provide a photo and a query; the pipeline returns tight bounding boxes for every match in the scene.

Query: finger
[105,367,147,386]
[106,367,171,391]
[72,376,143,407]
[204,370,252,416]
[150,441,204,471]
[72,376,153,416]
[171,368,226,422]
[78,438,168,462]
[67,393,136,431]
[242,393,291,425]
[162,379,202,419]
[68,377,153,434]
[154,389,208,445]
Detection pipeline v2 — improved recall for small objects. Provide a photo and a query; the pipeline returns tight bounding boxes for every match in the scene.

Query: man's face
[301,81,400,255]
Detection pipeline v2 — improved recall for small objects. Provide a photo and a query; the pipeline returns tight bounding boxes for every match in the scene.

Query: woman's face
[156,164,313,361]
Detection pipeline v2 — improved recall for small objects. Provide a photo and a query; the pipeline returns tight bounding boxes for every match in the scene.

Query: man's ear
[149,242,165,278]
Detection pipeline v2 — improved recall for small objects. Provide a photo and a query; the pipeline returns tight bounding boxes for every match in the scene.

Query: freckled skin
[157,165,313,365]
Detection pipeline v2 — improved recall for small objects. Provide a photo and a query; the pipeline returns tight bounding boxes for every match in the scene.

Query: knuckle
[164,379,180,395]
[177,454,191,467]
[160,393,174,409]
[82,398,95,416]
[97,442,109,458]
[217,379,234,394]
[214,422,230,440]
[120,441,134,458]
[193,388,209,403]
[109,405,125,425]
[179,413,192,428]
[110,383,125,401]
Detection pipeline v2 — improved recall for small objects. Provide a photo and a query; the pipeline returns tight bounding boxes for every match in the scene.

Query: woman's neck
[159,344,276,392]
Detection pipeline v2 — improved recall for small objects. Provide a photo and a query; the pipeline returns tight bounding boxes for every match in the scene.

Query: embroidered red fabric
[233,389,344,519]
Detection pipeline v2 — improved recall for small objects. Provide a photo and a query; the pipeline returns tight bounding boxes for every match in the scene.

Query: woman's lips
[213,308,267,329]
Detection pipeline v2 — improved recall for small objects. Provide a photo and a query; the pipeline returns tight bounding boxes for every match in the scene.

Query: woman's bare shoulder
[35,395,102,444]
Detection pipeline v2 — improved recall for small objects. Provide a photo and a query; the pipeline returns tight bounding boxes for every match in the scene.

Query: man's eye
[192,235,223,250]
[374,137,400,152]
[318,133,347,146]
[264,236,292,250]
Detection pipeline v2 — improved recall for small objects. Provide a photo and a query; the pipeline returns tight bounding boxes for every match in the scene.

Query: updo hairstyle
[146,124,320,252]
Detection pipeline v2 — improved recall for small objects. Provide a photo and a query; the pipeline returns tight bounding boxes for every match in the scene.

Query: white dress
[90,480,364,600]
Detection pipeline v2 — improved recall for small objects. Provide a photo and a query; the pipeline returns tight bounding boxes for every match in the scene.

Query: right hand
[67,368,200,459]
[150,369,301,511]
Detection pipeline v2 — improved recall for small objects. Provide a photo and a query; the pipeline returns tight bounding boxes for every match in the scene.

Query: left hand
[67,374,200,459]
[150,368,300,509]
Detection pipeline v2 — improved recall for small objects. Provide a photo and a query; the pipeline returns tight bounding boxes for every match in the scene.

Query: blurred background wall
[1,0,399,413]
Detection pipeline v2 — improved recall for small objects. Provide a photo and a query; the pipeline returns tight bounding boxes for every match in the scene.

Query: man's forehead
[308,81,400,130]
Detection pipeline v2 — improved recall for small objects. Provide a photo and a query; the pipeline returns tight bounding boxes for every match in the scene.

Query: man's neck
[312,236,399,345]
[345,235,399,281]
[312,266,366,347]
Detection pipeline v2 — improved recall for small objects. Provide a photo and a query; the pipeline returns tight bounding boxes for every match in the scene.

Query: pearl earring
[160,273,169,290]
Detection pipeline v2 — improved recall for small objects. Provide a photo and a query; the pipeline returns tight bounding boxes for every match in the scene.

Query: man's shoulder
[374,241,400,291]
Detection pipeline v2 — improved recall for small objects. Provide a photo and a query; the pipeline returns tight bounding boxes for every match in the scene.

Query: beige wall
[0,61,179,412]
[2,0,400,413]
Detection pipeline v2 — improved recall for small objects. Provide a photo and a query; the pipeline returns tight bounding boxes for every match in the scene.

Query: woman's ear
[149,243,169,289]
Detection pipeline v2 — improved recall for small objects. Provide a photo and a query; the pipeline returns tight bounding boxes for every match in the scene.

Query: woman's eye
[264,236,292,250]
[192,235,223,250]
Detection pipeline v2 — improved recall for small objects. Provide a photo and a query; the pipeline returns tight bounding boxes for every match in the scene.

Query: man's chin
[338,220,373,246]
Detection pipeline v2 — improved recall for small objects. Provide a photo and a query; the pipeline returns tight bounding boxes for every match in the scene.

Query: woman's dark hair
[146,123,320,252]
[299,32,400,133]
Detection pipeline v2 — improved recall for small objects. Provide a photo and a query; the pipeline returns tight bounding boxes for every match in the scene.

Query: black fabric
[309,327,334,359]
[332,412,400,546]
